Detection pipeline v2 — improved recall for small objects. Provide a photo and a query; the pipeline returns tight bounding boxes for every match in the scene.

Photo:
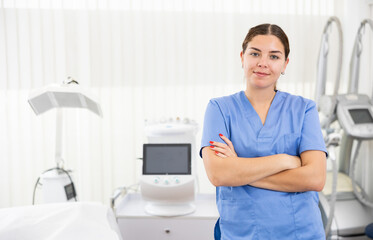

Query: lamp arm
[55,108,64,169]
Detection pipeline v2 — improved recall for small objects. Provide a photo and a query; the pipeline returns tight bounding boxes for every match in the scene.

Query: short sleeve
[200,100,230,158]
[299,100,328,157]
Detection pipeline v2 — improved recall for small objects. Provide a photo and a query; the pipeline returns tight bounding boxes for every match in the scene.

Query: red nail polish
[215,151,219,154]
[219,133,223,137]
[209,141,214,144]
[210,146,214,148]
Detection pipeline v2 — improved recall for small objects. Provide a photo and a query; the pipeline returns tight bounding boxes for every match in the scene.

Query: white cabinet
[116,193,219,240]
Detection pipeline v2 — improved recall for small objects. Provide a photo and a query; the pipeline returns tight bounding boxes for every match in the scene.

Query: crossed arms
[201,134,326,192]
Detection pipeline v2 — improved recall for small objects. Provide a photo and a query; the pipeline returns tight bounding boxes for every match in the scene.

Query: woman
[200,24,327,239]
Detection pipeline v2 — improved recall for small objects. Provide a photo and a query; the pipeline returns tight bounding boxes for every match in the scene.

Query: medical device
[337,19,373,209]
[337,94,373,139]
[141,143,195,216]
[317,18,373,239]
[28,78,102,203]
[339,19,373,175]
[140,119,198,216]
[314,17,343,238]
[315,16,343,129]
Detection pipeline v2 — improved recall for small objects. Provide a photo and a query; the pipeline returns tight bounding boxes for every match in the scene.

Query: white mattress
[0,202,123,240]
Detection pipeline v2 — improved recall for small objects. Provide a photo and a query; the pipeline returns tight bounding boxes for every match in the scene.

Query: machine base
[145,202,196,217]
[319,192,373,239]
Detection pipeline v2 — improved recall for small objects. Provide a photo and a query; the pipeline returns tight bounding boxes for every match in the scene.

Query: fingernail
[210,146,214,148]
[209,141,214,144]
[219,133,223,137]
[215,151,219,154]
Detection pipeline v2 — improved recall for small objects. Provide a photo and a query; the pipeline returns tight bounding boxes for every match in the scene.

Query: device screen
[143,144,191,175]
[64,183,76,200]
[349,108,373,124]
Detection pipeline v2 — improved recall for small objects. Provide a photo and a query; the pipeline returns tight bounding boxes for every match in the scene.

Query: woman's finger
[215,151,227,158]
[211,146,237,158]
[209,138,237,157]
[209,141,228,149]
[209,145,228,154]
[208,146,228,158]
[210,133,237,157]
[219,134,235,151]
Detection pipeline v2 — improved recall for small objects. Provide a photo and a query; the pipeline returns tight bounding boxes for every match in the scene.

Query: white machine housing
[40,169,76,203]
[145,119,198,172]
[319,93,373,237]
[337,94,373,139]
[141,175,195,216]
[140,119,198,216]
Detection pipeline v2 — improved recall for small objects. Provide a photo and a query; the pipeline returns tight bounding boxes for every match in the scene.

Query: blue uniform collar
[239,90,286,138]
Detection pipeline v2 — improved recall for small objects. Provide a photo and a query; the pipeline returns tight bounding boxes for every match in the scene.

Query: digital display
[143,144,191,175]
[349,108,373,124]
[64,183,76,200]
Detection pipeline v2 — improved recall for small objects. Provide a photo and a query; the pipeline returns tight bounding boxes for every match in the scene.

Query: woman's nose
[257,57,268,68]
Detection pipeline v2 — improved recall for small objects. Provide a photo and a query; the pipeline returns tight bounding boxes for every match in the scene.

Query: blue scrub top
[200,91,327,240]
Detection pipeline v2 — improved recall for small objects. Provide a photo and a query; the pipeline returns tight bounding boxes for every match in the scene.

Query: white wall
[2,0,373,208]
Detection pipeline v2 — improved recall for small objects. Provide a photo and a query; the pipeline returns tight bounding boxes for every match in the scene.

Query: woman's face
[240,34,289,90]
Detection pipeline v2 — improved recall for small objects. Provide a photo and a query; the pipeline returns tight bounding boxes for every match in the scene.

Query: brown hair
[242,23,290,59]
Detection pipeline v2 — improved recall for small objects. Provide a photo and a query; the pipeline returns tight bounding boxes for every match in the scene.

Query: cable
[32,176,41,205]
[32,167,58,205]
[323,132,340,237]
[110,183,140,210]
[324,145,338,238]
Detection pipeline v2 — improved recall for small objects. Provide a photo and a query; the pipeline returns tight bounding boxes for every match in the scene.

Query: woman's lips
[254,71,270,77]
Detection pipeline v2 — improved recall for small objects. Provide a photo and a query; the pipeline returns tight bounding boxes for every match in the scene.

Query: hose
[324,142,339,237]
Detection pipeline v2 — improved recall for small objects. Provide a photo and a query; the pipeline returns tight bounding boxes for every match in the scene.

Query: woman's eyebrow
[249,47,261,52]
[270,50,283,55]
[249,47,283,55]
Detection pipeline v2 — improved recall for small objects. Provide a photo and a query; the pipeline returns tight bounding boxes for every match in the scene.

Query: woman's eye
[250,52,259,57]
[270,55,280,60]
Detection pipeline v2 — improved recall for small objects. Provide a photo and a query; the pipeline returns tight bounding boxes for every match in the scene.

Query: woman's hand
[209,133,238,158]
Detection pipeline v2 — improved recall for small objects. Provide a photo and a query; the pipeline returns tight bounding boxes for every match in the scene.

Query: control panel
[336,94,373,139]
[152,176,181,185]
[140,175,195,207]
[143,175,187,186]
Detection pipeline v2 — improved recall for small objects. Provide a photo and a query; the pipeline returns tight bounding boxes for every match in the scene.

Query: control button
[174,177,180,184]
[164,179,169,185]
[154,177,160,184]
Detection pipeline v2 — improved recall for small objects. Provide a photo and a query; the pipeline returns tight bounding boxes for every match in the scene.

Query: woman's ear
[240,51,244,68]
[282,57,289,72]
